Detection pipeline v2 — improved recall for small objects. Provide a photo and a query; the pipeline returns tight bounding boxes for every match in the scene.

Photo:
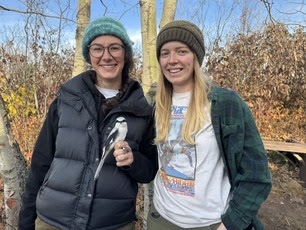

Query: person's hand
[114,140,134,167]
[216,222,227,230]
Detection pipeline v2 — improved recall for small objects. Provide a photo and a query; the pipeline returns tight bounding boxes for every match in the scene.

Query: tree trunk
[0,96,28,230]
[139,1,177,228]
[139,0,158,104]
[159,0,178,28]
[72,0,91,77]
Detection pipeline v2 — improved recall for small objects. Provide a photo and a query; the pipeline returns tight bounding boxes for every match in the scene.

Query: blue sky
[0,0,304,52]
[0,0,148,48]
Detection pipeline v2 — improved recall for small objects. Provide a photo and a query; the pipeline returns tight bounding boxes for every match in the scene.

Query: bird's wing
[101,129,118,158]
[94,117,128,180]
[95,130,119,180]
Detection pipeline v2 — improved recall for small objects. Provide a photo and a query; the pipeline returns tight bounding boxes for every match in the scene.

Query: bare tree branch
[284,0,305,5]
[275,0,305,15]
[260,0,278,24]
[276,8,306,15]
[55,0,70,53]
[119,3,139,20]
[260,0,305,27]
[218,0,239,39]
[99,0,108,16]
[0,5,76,23]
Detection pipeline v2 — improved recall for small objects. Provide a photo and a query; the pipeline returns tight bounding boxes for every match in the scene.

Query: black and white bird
[94,117,128,180]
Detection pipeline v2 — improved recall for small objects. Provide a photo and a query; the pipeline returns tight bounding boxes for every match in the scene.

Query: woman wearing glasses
[19,17,158,230]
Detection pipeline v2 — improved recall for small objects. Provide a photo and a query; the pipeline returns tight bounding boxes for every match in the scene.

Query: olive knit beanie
[82,17,133,63]
[156,20,205,65]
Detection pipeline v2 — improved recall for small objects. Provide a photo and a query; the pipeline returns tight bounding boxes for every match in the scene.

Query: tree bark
[72,0,91,77]
[0,96,28,230]
[139,1,177,228]
[139,0,158,104]
[160,0,178,28]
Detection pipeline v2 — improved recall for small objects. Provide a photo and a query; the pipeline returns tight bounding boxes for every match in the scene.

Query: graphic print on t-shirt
[159,105,196,197]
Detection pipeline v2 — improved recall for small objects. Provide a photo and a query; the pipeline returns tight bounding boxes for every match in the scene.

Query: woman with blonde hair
[148,20,272,230]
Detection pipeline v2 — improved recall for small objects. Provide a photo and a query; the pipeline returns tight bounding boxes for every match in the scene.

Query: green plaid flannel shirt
[209,86,272,230]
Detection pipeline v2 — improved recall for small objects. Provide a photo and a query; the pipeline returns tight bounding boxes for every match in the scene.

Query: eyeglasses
[88,44,124,58]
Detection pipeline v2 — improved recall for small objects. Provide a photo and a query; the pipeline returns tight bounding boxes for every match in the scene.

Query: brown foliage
[1,42,73,162]
[206,23,306,142]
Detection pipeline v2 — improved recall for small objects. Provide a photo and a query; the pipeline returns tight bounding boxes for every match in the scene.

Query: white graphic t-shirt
[153,91,231,228]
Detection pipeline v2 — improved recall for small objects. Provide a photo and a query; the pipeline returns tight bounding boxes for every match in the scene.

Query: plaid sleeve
[221,93,272,230]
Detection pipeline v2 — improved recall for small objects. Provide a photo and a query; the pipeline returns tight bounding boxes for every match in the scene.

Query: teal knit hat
[82,17,133,63]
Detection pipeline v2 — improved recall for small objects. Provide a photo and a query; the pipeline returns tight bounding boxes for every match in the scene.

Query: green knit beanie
[82,17,133,63]
[156,20,205,65]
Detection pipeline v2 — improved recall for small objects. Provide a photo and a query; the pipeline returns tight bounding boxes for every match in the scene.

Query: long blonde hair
[155,57,212,145]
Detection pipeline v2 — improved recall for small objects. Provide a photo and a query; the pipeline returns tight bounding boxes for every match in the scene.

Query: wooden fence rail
[263,140,306,154]
[262,140,306,183]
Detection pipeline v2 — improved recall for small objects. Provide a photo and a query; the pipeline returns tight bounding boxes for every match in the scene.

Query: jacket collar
[57,70,152,119]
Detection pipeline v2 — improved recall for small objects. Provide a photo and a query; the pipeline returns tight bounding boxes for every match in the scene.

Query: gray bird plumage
[94,117,128,180]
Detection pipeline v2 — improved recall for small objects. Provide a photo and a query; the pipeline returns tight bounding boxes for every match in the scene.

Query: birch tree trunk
[139,1,157,229]
[0,96,28,230]
[159,0,178,28]
[139,0,177,228]
[139,0,158,104]
[72,0,91,77]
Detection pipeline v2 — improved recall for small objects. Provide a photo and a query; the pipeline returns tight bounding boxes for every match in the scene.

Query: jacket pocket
[221,123,244,171]
[221,123,239,137]
[39,178,49,197]
[38,163,53,195]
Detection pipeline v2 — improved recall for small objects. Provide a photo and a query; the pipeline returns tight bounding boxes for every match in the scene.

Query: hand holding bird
[114,141,133,167]
[94,117,128,180]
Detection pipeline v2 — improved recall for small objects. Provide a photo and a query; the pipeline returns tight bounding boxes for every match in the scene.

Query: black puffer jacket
[19,71,158,230]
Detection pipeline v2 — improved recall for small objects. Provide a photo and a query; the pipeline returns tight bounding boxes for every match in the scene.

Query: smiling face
[159,41,195,93]
[89,35,125,89]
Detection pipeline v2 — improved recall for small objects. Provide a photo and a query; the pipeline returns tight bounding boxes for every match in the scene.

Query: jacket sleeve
[18,99,59,230]
[124,115,158,183]
[221,94,272,230]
